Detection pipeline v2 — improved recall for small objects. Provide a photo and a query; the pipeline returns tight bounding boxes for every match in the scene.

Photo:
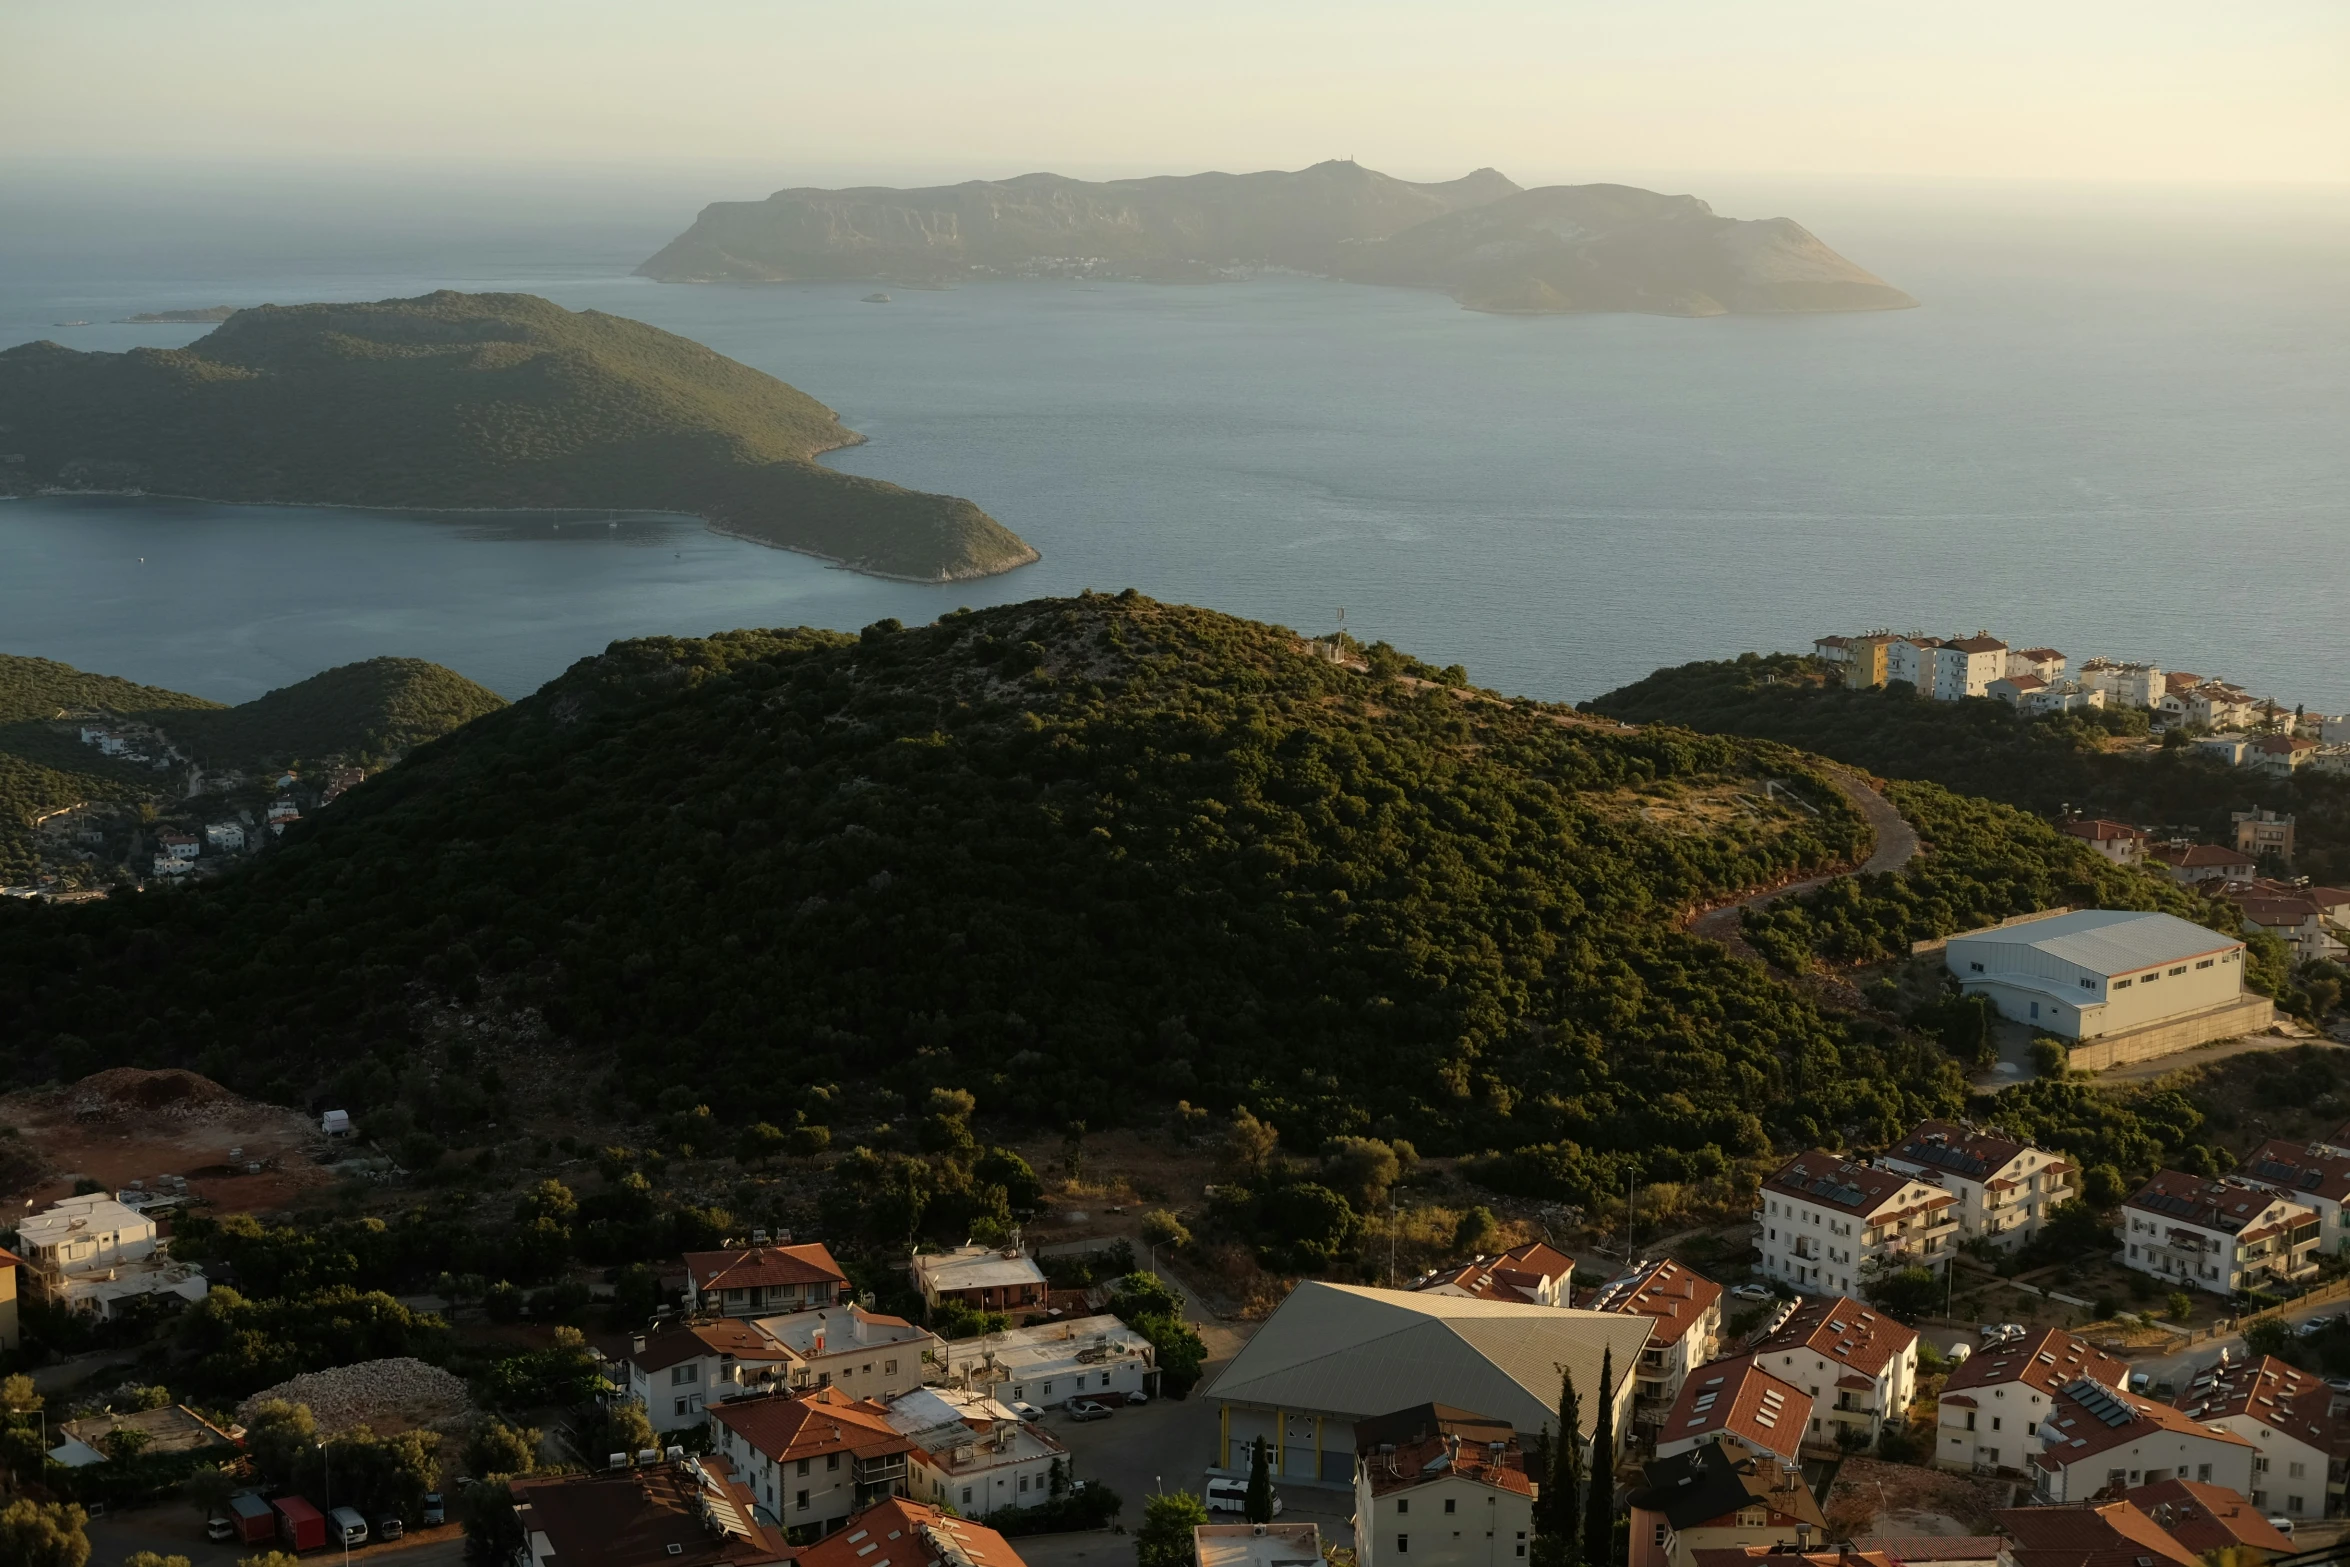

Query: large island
[0,290,1038,582]
[639,159,1916,317]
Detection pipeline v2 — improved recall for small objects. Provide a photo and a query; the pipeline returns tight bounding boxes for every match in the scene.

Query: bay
[3,173,2345,708]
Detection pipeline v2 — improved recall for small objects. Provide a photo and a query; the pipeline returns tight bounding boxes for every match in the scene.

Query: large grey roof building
[1203,1281,1651,1485]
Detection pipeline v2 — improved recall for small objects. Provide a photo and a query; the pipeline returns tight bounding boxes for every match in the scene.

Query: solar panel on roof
[2064,1377,2136,1428]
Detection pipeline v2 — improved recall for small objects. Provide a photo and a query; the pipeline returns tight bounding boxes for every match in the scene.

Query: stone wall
[2069,994,2277,1072]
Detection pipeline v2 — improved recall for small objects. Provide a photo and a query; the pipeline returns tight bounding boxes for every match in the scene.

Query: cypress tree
[1244,1435,1275,1523]
[1584,1348,1615,1567]
[1532,1366,1584,1567]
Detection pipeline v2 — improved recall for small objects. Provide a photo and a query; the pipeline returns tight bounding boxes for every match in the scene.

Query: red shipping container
[228,1492,277,1544]
[274,1495,327,1552]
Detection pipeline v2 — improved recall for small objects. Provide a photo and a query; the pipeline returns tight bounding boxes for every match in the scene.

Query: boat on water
[861,292,892,304]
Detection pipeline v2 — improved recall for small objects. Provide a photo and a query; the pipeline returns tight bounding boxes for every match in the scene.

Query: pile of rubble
[65,1068,244,1124]
[237,1357,472,1437]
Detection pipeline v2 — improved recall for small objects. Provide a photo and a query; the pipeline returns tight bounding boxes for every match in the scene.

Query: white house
[2121,1171,2320,1294]
[909,1246,1048,1316]
[885,1386,1069,1518]
[150,855,194,878]
[937,1314,1156,1409]
[1944,909,2251,1041]
[1628,1444,1824,1567]
[2148,843,2257,885]
[1755,1150,1957,1296]
[266,799,301,824]
[1987,675,2047,707]
[2236,1139,2350,1255]
[158,832,198,860]
[14,1194,207,1318]
[1741,1295,1918,1451]
[2027,1377,2255,1503]
[754,1305,940,1403]
[1411,1241,1575,1306]
[1653,1358,1808,1468]
[707,1388,914,1540]
[1892,636,2008,701]
[2079,660,2164,708]
[2060,819,2146,867]
[620,1318,801,1434]
[2176,1355,2341,1520]
[205,822,245,852]
[2006,648,2066,682]
[1933,1328,2129,1475]
[1878,1121,2075,1250]
[685,1243,851,1319]
[1352,1406,1536,1567]
[1587,1258,1721,1439]
[2249,735,2321,776]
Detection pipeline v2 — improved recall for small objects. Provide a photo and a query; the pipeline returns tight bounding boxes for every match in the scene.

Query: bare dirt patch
[0,1068,334,1214]
[1824,1458,2016,1538]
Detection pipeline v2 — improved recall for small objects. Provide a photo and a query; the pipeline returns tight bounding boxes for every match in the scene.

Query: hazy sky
[9,0,2347,187]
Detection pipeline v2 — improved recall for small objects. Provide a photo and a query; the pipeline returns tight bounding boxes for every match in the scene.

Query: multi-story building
[684,1244,851,1320]
[1877,1121,2075,1250]
[0,1246,18,1353]
[1889,636,2008,701]
[2119,1478,2295,1559]
[884,1387,1069,1518]
[708,1388,914,1543]
[1587,1259,1721,1439]
[1755,1151,1957,1296]
[1352,1406,1535,1567]
[1944,909,2253,1042]
[2025,1377,2255,1503]
[2078,659,2164,709]
[2007,648,2067,683]
[14,1194,208,1318]
[511,1455,788,1567]
[2121,1172,2320,1294]
[2233,809,2297,867]
[753,1305,940,1402]
[2000,1499,2200,1567]
[1412,1241,1575,1306]
[2250,735,2321,776]
[1932,1328,2128,1475]
[1742,1296,1918,1452]
[2175,1355,2342,1520]
[2219,882,2349,962]
[1654,1358,1807,1467]
[1628,1443,1824,1567]
[621,1319,801,1434]
[2059,819,2147,867]
[936,1314,1157,1408]
[794,1502,1028,1567]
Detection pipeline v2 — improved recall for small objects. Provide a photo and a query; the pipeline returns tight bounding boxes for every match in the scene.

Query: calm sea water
[3,170,2346,707]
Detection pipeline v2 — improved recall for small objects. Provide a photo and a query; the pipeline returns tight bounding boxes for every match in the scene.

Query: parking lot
[85,1506,467,1567]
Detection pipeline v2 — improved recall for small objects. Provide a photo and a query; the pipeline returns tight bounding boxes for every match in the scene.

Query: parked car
[1011,1401,1043,1422]
[206,1515,237,1543]
[1205,1477,1283,1517]
[1730,1284,1773,1302]
[2267,1517,2295,1537]
[2296,1314,2338,1337]
[377,1515,405,1541]
[2128,1372,2152,1394]
[1125,1390,1151,1407]
[422,1492,445,1527]
[328,1507,370,1548]
[1067,1400,1113,1422]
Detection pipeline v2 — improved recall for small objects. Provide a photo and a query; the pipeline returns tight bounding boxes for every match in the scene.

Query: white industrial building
[1944,909,2247,1041]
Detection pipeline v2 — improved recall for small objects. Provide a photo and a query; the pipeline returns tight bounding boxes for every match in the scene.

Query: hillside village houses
[1350,1405,1536,1567]
[1878,1121,2075,1251]
[909,1244,1049,1317]
[2061,819,2146,866]
[1410,1239,1577,1305]
[2120,1172,2320,1294]
[1755,1150,1959,1295]
[937,1314,1158,1408]
[1587,1258,1723,1438]
[1934,1328,2130,1476]
[684,1242,851,1318]
[709,1387,915,1541]
[615,1303,942,1435]
[2175,1356,2342,1520]
[2026,1376,2257,1504]
[1654,1358,1809,1468]
[2234,1138,2350,1255]
[15,1192,209,1317]
[1742,1296,1919,1452]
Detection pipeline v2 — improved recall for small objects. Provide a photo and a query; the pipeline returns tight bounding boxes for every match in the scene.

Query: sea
[3,165,2346,708]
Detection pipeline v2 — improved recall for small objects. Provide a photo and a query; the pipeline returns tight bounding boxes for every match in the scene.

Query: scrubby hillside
[0,595,1973,1196]
[0,291,1037,582]
[157,658,506,767]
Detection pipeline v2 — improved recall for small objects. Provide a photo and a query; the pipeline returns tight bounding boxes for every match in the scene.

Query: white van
[328,1506,369,1547]
[1204,1478,1282,1517]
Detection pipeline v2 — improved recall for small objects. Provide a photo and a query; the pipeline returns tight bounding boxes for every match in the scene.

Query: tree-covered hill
[0,290,1037,582]
[0,595,1975,1195]
[0,654,223,726]
[1587,653,2350,884]
[156,658,507,768]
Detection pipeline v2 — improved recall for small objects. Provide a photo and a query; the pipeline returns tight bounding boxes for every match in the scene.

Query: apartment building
[1351,1406,1536,1567]
[1587,1259,1722,1439]
[1412,1241,1576,1307]
[622,1319,800,1434]
[885,1387,1069,1519]
[1628,1444,1825,1567]
[2026,1377,2255,1503]
[2078,660,2164,709]
[1878,1121,2075,1250]
[1933,1328,2128,1475]
[1743,1296,1918,1451]
[2121,1172,2320,1294]
[2007,648,2066,682]
[1654,1358,1808,1467]
[1756,1151,1958,1295]
[708,1388,914,1543]
[2176,1355,2342,1520]
[2233,809,2297,867]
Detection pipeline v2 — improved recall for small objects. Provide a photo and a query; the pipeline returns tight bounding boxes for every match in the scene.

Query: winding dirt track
[1687,769,1920,962]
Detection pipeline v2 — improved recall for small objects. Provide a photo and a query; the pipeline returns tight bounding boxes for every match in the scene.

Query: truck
[274,1495,328,1553]
[328,1507,369,1548]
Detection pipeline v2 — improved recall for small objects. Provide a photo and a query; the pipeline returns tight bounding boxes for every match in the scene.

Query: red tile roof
[2119,1479,2294,1558]
[1586,1258,1721,1347]
[708,1388,911,1466]
[1658,1356,1806,1463]
[1999,1502,2200,1567]
[2176,1354,2342,1448]
[2237,1139,2350,1207]
[2028,1379,2252,1469]
[792,1500,1027,1567]
[1360,1427,1536,1498]
[1950,637,2008,654]
[686,1243,847,1295]
[2063,820,2144,845]
[2124,1172,2312,1240]
[2149,844,2255,870]
[1765,1151,1955,1223]
[510,1456,786,1567]
[1751,1295,1918,1378]
[628,1318,797,1377]
[1942,1329,2127,1400]
[1411,1240,1574,1303]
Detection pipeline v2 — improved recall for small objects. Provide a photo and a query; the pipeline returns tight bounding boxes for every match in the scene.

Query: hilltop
[0,652,502,883]
[0,594,1981,1195]
[639,161,1912,316]
[0,291,1038,582]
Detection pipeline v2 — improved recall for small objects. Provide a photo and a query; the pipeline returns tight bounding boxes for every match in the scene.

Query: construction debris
[237,1357,472,1437]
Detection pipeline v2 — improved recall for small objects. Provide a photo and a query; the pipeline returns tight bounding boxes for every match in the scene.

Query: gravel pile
[237,1357,472,1436]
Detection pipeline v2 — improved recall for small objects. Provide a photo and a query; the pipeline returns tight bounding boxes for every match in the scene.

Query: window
[674,1398,690,1416]
[672,1365,697,1386]
[798,1459,811,1477]
[2290,1498,2305,1514]
[1991,1417,2001,1431]
[962,1488,972,1506]
[797,1491,810,1511]
[1965,1412,1976,1431]
[885,1360,898,1375]
[2198,1465,2211,1482]
[1970,962,1984,972]
[1653,1526,1669,1548]
[2081,978,2096,990]
[862,1364,873,1375]
[1445,1499,1457,1515]
[2291,1462,2307,1479]
[2170,966,2187,976]
[828,1454,841,1472]
[1043,1382,1054,1397]
[2114,978,2131,989]
[1019,1476,1030,1493]
[1398,1501,1410,1515]
[1397,1537,1410,1554]
[2197,959,2214,969]
[2142,971,2159,983]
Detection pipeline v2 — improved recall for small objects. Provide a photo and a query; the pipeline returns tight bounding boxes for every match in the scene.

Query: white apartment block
[2079,659,2165,708]
[1933,1328,2129,1476]
[936,1314,1157,1408]
[1352,1408,1536,1567]
[1743,1295,1918,1450]
[15,1194,208,1318]
[2122,1172,2320,1294]
[1878,1121,2075,1250]
[2006,648,2066,682]
[1889,636,2008,701]
[1587,1259,1722,1438]
[1756,1150,1957,1296]
[2177,1356,2340,1520]
[2027,1377,2255,1504]
[885,1387,1068,1518]
[1945,909,2248,1041]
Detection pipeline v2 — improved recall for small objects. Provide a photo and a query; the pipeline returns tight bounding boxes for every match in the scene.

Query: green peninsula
[0,291,1038,582]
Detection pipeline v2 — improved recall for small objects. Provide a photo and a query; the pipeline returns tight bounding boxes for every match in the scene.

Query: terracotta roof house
[2147,843,2257,885]
[513,1455,786,1567]
[2175,1354,2342,1520]
[1629,1442,1823,1567]
[1757,1151,1957,1296]
[2233,1138,2350,1260]
[1934,1328,2130,1476]
[1412,1241,1577,1307]
[2024,1377,2255,1503]
[1880,1120,2075,1250]
[792,1499,1027,1567]
[2119,1478,2294,1558]
[1588,1259,1723,1434]
[1744,1295,1920,1451]
[1654,1357,1807,1467]
[708,1388,914,1539]
[1353,1405,1536,1567]
[1999,1501,2199,1567]
[684,1244,849,1319]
